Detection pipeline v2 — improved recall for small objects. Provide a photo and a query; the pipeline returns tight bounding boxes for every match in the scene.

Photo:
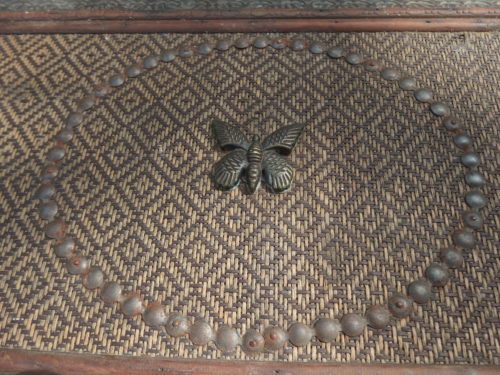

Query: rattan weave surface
[0,32,499,364]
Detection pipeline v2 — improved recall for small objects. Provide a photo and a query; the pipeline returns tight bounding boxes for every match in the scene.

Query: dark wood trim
[1,349,499,375]
[0,7,498,33]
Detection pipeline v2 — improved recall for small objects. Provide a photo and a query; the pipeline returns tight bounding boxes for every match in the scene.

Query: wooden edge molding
[0,7,499,32]
[1,349,500,375]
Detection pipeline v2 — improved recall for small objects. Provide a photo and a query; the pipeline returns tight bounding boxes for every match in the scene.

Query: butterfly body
[212,120,304,194]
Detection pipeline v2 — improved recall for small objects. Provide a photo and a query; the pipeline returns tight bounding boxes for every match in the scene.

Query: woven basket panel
[0,32,498,364]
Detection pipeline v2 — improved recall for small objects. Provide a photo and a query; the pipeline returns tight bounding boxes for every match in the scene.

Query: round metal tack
[288,322,314,347]
[461,152,480,168]
[399,77,417,91]
[35,182,55,201]
[57,128,74,143]
[67,255,90,275]
[440,248,464,269]
[242,330,265,354]
[365,305,391,329]
[253,36,269,49]
[327,46,344,58]
[161,49,177,62]
[465,171,486,187]
[165,313,191,337]
[54,238,75,258]
[101,281,123,304]
[425,263,449,287]
[309,42,325,54]
[235,37,251,49]
[345,53,363,65]
[189,320,214,346]
[143,305,168,327]
[83,267,105,290]
[47,146,65,162]
[453,134,473,150]
[66,112,84,128]
[126,64,143,78]
[45,219,66,239]
[443,117,462,132]
[215,325,240,352]
[109,74,125,87]
[407,279,433,304]
[381,68,401,81]
[121,295,144,317]
[76,96,95,112]
[263,326,288,350]
[414,88,433,103]
[39,200,58,220]
[465,190,487,209]
[143,55,160,69]
[178,47,194,57]
[340,313,366,337]
[198,43,213,55]
[463,210,483,230]
[453,228,476,249]
[388,293,413,318]
[93,83,110,97]
[291,39,307,51]
[364,60,382,72]
[313,318,340,342]
[216,39,232,51]
[430,102,451,117]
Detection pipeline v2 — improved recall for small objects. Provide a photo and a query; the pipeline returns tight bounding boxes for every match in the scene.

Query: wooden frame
[0,7,499,33]
[0,349,499,375]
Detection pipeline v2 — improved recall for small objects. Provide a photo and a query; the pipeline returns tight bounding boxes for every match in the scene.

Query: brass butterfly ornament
[211,120,305,194]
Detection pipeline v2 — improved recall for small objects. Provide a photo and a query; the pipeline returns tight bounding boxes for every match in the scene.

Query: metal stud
[453,228,476,249]
[465,171,486,187]
[93,84,110,97]
[414,88,434,103]
[253,36,269,49]
[101,281,123,303]
[161,49,177,62]
[399,77,417,91]
[288,322,314,347]
[235,37,251,49]
[453,134,473,150]
[340,313,366,336]
[66,112,83,128]
[463,210,483,230]
[35,182,55,201]
[461,152,480,168]
[327,46,344,59]
[309,42,324,54]
[67,255,90,275]
[407,279,433,304]
[109,74,125,87]
[271,38,287,50]
[57,128,73,143]
[189,320,214,345]
[83,267,105,290]
[381,68,401,81]
[76,96,95,112]
[126,64,143,78]
[313,318,340,342]
[121,295,144,316]
[47,146,65,162]
[443,117,462,132]
[45,219,66,239]
[365,305,391,329]
[291,39,307,51]
[263,326,288,350]
[388,293,413,318]
[179,47,194,57]
[364,60,382,72]
[216,39,232,51]
[54,238,75,258]
[143,55,159,69]
[345,53,363,65]
[198,43,212,55]
[143,304,168,327]
[430,102,451,117]
[42,164,58,180]
[465,190,487,209]
[440,248,464,268]
[242,330,265,354]
[165,313,190,337]
[425,263,449,287]
[215,325,240,352]
[39,200,58,220]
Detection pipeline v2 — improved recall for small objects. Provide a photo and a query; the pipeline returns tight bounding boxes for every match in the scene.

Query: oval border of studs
[36,36,487,355]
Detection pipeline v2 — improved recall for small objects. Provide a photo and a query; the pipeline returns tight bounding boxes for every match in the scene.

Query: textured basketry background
[0,32,499,364]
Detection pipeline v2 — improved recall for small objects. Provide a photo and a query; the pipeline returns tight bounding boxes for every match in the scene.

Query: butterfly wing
[262,150,294,193]
[213,149,248,190]
[212,120,251,151]
[261,124,304,153]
